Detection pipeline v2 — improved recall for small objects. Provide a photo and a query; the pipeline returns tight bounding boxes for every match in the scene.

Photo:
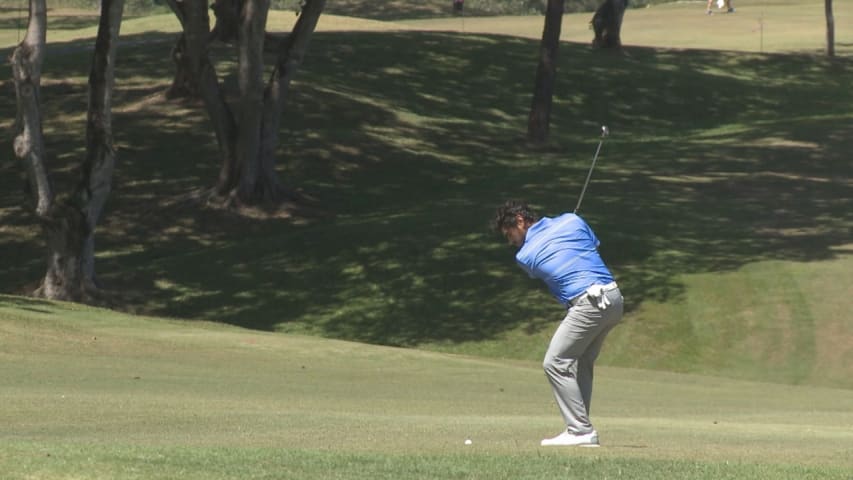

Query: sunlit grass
[400,0,852,54]
[1,1,850,391]
[1,4,852,477]
[1,298,852,478]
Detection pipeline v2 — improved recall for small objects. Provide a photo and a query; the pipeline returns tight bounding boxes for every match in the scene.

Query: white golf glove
[585,285,611,310]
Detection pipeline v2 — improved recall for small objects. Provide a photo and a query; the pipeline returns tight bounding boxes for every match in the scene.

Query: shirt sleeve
[582,218,600,248]
[516,259,537,279]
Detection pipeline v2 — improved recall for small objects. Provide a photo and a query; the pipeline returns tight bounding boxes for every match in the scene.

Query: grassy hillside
[1,3,851,391]
[2,297,852,479]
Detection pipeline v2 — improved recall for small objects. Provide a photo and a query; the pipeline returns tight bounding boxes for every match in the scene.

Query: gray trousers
[543,287,623,435]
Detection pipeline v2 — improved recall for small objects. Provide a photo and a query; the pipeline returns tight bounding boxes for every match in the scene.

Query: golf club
[573,125,609,214]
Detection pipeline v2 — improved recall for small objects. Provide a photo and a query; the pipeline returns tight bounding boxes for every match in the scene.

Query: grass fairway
[1,2,852,386]
[2,296,852,479]
[1,4,852,478]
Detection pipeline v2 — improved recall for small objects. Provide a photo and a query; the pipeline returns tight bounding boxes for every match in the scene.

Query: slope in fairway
[1,296,852,479]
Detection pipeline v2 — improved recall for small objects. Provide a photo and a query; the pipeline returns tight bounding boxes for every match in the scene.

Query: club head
[601,125,609,137]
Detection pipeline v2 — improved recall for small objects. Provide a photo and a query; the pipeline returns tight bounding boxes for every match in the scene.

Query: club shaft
[573,139,604,214]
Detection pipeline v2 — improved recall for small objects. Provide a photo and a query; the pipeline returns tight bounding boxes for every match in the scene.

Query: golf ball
[464,439,472,445]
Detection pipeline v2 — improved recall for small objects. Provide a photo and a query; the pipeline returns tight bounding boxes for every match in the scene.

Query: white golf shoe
[540,430,600,447]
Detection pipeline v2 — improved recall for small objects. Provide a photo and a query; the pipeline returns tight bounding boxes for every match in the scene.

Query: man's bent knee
[543,355,576,376]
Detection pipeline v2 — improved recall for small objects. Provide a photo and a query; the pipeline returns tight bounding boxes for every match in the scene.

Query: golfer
[492,200,623,447]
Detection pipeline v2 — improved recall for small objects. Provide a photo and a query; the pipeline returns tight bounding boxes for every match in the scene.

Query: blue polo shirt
[515,213,614,306]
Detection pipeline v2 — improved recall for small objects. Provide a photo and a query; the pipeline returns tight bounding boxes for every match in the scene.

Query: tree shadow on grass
[0,295,56,315]
[0,30,851,350]
[319,0,539,21]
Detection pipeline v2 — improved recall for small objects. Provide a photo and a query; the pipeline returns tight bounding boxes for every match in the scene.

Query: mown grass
[1,2,851,391]
[2,297,852,479]
[6,445,852,480]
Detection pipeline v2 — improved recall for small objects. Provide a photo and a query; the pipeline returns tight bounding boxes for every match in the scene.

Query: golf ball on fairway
[464,439,472,445]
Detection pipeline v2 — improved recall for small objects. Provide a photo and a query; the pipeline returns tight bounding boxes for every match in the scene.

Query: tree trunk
[166,33,198,99]
[825,0,834,57]
[11,0,51,218]
[79,0,124,286]
[166,0,241,99]
[38,203,89,301]
[527,0,564,144]
[165,0,240,195]
[168,0,323,207]
[233,0,270,202]
[211,0,242,44]
[258,0,325,201]
[11,0,124,301]
[591,0,628,49]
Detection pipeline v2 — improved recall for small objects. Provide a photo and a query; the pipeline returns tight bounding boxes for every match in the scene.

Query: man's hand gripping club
[585,285,612,310]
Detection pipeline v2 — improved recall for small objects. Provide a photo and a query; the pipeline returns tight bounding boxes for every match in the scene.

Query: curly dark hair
[491,200,539,233]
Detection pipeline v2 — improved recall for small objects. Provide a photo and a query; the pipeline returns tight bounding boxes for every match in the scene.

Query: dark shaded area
[0,7,28,32]
[0,0,676,31]
[317,0,543,20]
[1,30,851,352]
[339,0,664,17]
[316,0,640,20]
[0,294,56,314]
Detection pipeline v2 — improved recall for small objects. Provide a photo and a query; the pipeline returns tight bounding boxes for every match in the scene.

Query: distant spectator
[453,0,464,14]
